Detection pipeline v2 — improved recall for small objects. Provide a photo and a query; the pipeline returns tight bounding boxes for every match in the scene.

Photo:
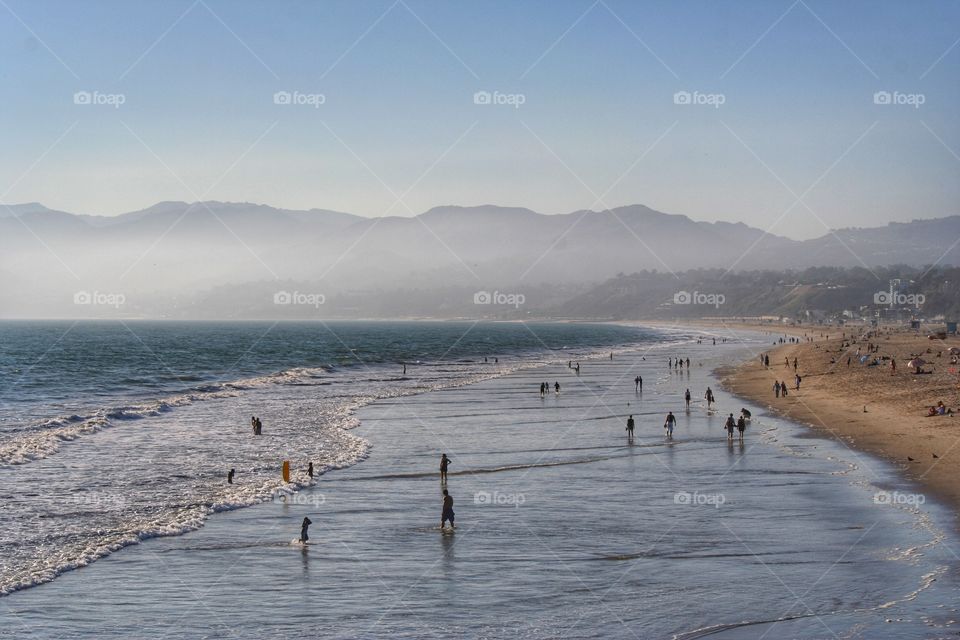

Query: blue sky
[0,0,957,239]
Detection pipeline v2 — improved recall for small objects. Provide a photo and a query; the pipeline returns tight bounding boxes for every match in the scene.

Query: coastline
[691,319,960,523]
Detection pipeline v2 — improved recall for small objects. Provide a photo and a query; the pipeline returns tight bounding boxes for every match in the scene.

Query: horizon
[1,0,958,239]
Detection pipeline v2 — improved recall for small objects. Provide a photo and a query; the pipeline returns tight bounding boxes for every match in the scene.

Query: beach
[714,321,960,520]
[3,327,959,639]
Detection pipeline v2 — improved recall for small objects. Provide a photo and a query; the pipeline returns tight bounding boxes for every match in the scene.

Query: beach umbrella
[907,358,926,369]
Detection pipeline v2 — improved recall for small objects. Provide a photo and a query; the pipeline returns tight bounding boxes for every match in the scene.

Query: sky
[0,0,957,239]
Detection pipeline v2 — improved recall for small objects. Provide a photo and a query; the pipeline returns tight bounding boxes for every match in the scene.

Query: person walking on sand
[664,411,676,439]
[300,516,312,544]
[440,454,451,482]
[626,414,635,438]
[737,415,746,441]
[794,374,801,391]
[441,489,455,530]
[725,413,736,440]
[774,381,781,398]
[793,357,798,371]
[780,381,788,397]
[891,358,896,375]
[685,389,691,409]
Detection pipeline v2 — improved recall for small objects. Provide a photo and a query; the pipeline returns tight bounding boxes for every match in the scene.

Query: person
[664,411,676,439]
[441,489,455,530]
[403,364,407,375]
[891,358,896,375]
[793,357,798,371]
[575,362,580,374]
[795,374,801,391]
[781,381,788,397]
[540,382,545,397]
[227,468,235,484]
[300,516,312,543]
[740,407,752,420]
[554,381,560,394]
[737,415,746,441]
[610,352,613,360]
[251,416,257,435]
[440,454,451,482]
[626,414,635,438]
[774,381,781,398]
[685,358,690,368]
[635,375,643,392]
[308,462,314,479]
[725,414,736,440]
[684,389,691,409]
[668,357,672,368]
[704,387,715,409]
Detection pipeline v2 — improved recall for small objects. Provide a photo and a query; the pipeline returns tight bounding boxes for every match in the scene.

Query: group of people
[250,416,264,435]
[539,381,560,396]
[440,454,455,529]
[926,402,954,417]
[668,357,691,370]
[772,380,791,397]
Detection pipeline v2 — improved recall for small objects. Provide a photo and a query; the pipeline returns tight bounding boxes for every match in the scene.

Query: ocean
[1,321,959,638]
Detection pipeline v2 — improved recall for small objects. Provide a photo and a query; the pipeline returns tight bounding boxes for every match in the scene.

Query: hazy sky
[0,0,957,239]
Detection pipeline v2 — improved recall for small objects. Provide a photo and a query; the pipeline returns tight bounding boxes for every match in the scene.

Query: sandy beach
[4,331,960,638]
[710,320,960,521]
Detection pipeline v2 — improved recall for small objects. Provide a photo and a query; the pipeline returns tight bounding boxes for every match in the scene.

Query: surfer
[300,516,312,543]
[440,454,451,482]
[308,462,314,479]
[664,411,676,439]
[227,468,235,484]
[441,490,455,530]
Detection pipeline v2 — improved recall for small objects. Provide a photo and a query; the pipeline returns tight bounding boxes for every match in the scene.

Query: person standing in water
[635,376,642,392]
[441,489,455,530]
[684,389,691,409]
[308,462,314,479]
[300,516,312,543]
[540,382,545,397]
[227,468,235,484]
[704,387,715,409]
[440,454,451,482]
[664,411,676,439]
[737,415,746,441]
[626,414,635,439]
[554,382,560,394]
[725,413,736,440]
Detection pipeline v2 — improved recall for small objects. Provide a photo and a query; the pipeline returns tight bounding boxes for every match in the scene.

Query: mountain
[0,201,956,318]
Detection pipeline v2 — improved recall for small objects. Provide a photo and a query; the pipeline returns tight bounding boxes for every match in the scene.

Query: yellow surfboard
[282,460,291,483]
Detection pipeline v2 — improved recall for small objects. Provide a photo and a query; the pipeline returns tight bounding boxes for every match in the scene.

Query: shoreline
[689,319,960,524]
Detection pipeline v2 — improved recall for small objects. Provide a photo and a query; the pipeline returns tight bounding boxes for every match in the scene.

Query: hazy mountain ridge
[0,201,957,318]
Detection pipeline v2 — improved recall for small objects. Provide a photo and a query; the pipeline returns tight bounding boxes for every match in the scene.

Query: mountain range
[1,201,957,318]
